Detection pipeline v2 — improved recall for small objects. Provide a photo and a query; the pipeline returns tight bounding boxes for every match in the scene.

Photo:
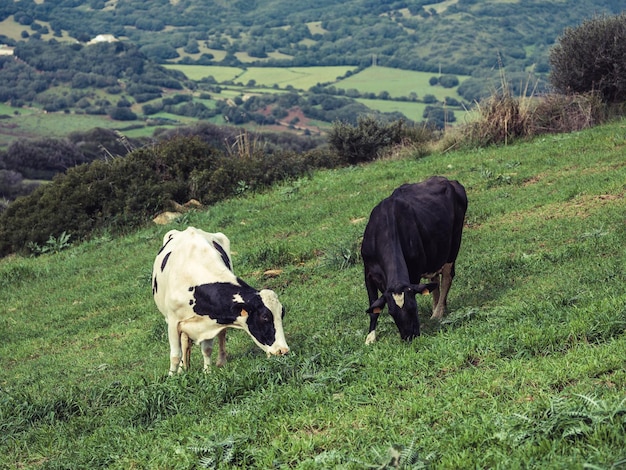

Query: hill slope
[1,120,625,468]
[1,0,623,73]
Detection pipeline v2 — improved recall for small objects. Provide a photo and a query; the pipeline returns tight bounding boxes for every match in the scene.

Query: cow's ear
[366,296,386,313]
[232,303,249,318]
[409,283,438,296]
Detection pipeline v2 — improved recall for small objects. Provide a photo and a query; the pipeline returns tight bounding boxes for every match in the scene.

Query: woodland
[1,0,623,73]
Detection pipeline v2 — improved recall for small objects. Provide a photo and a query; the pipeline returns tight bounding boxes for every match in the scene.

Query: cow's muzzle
[267,346,290,357]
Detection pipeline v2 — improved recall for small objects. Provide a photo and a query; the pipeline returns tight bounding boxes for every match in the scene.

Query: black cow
[361,176,468,343]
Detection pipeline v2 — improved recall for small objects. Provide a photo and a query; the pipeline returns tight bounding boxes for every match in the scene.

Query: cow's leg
[216,330,227,367]
[429,272,441,312]
[365,275,381,344]
[431,262,454,320]
[200,338,215,372]
[365,309,381,345]
[180,331,191,371]
[167,321,183,375]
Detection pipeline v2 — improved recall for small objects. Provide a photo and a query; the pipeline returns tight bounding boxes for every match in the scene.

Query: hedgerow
[0,135,346,257]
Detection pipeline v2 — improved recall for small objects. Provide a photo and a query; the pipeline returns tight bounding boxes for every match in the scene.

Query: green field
[164,64,246,82]
[356,98,430,122]
[0,109,124,147]
[335,66,469,101]
[2,119,625,468]
[1,63,470,148]
[167,65,357,90]
[0,17,73,42]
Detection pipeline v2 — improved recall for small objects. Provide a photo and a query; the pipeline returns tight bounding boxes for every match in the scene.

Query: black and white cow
[361,176,468,344]
[152,227,289,374]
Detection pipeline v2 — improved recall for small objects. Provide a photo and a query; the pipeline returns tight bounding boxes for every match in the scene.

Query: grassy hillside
[1,120,626,468]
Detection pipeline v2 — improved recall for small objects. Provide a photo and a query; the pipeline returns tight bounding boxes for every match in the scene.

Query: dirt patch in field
[261,106,326,136]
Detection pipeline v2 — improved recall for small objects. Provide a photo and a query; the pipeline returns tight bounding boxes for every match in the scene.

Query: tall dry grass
[440,77,610,151]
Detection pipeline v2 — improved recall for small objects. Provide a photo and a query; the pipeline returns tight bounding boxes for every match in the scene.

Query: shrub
[457,83,532,147]
[550,13,626,104]
[439,74,460,88]
[109,107,137,121]
[0,132,340,257]
[0,137,217,256]
[530,92,607,135]
[327,116,406,164]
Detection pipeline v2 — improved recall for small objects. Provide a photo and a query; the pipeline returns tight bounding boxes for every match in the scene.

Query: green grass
[1,120,626,468]
[355,97,429,121]
[0,17,73,42]
[0,110,125,148]
[356,97,468,123]
[167,65,356,89]
[335,66,469,101]
[237,66,355,89]
[163,64,246,82]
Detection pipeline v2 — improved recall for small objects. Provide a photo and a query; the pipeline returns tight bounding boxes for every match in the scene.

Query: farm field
[1,119,625,468]
[0,17,73,42]
[356,97,431,122]
[166,64,357,90]
[164,64,246,83]
[0,63,466,148]
[0,109,124,147]
[334,66,469,101]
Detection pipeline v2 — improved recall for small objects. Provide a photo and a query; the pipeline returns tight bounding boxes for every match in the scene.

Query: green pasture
[335,66,469,101]
[356,98,429,122]
[164,64,245,82]
[174,46,228,63]
[1,119,625,468]
[0,17,72,42]
[1,64,470,146]
[356,97,469,123]
[0,110,121,148]
[238,66,355,89]
[168,65,356,90]
[0,103,35,117]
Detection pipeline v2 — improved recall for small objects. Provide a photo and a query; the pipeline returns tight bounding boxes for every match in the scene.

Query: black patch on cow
[191,281,277,345]
[152,276,158,295]
[212,241,232,272]
[156,235,174,255]
[160,251,171,272]
[246,302,277,346]
[191,282,242,324]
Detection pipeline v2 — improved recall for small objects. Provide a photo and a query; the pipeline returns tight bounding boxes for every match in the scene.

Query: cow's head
[234,289,290,356]
[367,283,437,341]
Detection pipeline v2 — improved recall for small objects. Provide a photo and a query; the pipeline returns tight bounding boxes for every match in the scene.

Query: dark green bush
[0,133,342,257]
[550,13,626,104]
[327,116,406,164]
[0,137,217,256]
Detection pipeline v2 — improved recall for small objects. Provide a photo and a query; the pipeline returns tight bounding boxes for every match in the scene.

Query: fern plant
[504,394,626,443]
[364,440,435,469]
[189,435,250,469]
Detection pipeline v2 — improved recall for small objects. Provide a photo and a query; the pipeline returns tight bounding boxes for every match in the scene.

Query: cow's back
[152,227,235,321]
[362,176,467,283]
[395,177,466,264]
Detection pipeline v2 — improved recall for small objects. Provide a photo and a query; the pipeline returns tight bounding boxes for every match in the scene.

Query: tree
[423,106,455,129]
[439,74,460,88]
[550,13,626,103]
[109,107,138,121]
